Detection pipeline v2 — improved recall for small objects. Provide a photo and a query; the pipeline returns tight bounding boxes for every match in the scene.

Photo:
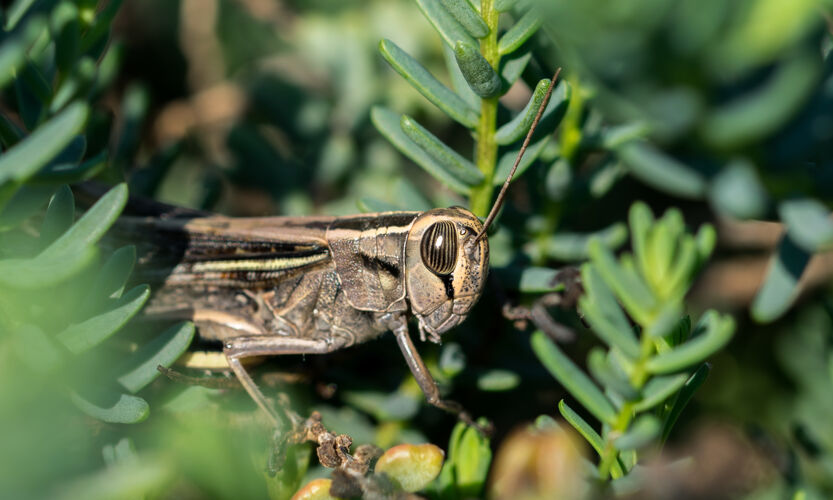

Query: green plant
[532,203,735,484]
[371,0,569,216]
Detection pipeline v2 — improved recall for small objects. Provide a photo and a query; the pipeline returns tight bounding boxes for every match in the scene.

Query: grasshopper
[116,71,561,430]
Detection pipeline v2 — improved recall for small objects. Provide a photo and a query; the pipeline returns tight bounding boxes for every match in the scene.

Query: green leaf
[587,348,638,400]
[117,322,196,393]
[400,114,484,185]
[0,16,45,89]
[496,79,570,145]
[56,285,151,354]
[0,102,89,186]
[15,61,51,128]
[617,141,706,199]
[476,369,520,391]
[492,134,549,185]
[558,399,604,455]
[89,245,137,302]
[613,415,660,450]
[451,421,491,497]
[515,266,565,293]
[42,183,127,257]
[629,202,654,278]
[542,222,627,261]
[0,111,24,147]
[51,1,80,75]
[50,57,97,113]
[441,0,488,38]
[588,239,657,326]
[32,150,107,184]
[751,233,811,323]
[661,364,710,442]
[71,390,149,424]
[415,0,477,48]
[453,40,502,98]
[531,330,617,425]
[499,47,531,87]
[632,374,689,412]
[709,160,768,219]
[497,9,541,56]
[778,198,833,252]
[378,39,478,128]
[39,185,75,245]
[0,184,55,230]
[494,0,518,12]
[442,42,480,110]
[701,52,820,148]
[371,107,470,194]
[579,265,640,358]
[645,311,734,374]
[644,305,683,339]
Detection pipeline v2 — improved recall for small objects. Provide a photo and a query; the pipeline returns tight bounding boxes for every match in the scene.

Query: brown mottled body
[123,207,489,427]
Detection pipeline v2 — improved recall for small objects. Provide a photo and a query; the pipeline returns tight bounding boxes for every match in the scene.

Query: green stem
[470,0,500,217]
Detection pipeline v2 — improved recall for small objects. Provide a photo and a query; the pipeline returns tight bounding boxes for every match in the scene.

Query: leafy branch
[532,202,735,482]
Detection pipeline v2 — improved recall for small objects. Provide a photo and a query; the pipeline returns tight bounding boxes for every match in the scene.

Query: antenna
[474,68,562,243]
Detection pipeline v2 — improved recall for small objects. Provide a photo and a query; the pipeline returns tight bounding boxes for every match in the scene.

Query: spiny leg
[224,336,333,428]
[389,316,493,435]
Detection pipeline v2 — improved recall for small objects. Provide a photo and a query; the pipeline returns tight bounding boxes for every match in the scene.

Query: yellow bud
[375,443,445,492]
[291,478,336,500]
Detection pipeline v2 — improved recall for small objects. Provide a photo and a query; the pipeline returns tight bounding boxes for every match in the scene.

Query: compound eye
[420,221,457,275]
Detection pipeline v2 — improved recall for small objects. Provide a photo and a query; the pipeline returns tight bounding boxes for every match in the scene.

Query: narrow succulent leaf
[492,135,549,185]
[558,400,604,455]
[441,0,488,38]
[751,233,811,323]
[50,57,97,113]
[0,17,45,88]
[494,0,519,12]
[379,39,478,128]
[543,222,627,261]
[617,141,706,199]
[117,322,196,393]
[695,224,716,264]
[15,61,51,128]
[662,235,698,299]
[499,48,531,87]
[79,0,124,54]
[454,40,502,98]
[613,415,660,450]
[778,198,833,252]
[496,79,570,145]
[498,9,541,55]
[11,324,64,373]
[442,43,481,109]
[71,390,149,424]
[701,52,820,148]
[0,184,54,230]
[51,1,80,74]
[588,239,657,325]
[646,209,683,283]
[661,364,710,442]
[32,150,107,184]
[0,102,89,185]
[452,422,492,497]
[516,266,566,293]
[646,312,734,374]
[709,160,768,219]
[580,265,640,358]
[39,183,128,261]
[56,285,151,354]
[372,107,471,194]
[415,0,477,48]
[644,305,683,339]
[633,374,689,413]
[400,115,484,185]
[477,369,520,391]
[587,348,639,400]
[628,202,653,273]
[531,330,617,425]
[39,185,75,245]
[89,245,137,302]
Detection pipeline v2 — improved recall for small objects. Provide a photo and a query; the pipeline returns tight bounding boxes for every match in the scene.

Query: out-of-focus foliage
[2,0,833,498]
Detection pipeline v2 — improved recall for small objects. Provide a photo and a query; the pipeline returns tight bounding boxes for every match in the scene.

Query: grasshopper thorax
[405,207,489,343]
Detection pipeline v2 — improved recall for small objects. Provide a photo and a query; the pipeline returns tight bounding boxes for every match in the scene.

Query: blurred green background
[2,0,833,498]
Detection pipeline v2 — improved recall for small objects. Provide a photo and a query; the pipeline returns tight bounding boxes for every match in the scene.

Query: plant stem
[470,0,500,217]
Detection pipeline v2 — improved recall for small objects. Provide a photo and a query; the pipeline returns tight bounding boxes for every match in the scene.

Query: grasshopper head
[405,207,489,343]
